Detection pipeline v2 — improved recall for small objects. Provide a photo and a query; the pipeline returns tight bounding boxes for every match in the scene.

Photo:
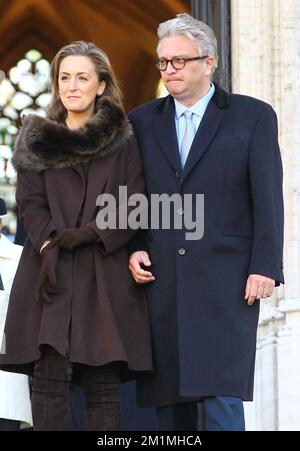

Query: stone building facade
[231,0,300,431]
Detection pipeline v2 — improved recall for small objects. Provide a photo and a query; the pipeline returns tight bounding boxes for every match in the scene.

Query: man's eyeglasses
[155,55,209,71]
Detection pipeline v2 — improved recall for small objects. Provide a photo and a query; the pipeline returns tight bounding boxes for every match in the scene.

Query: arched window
[0,49,51,237]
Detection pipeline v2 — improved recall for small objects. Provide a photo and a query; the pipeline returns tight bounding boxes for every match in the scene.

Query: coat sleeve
[248,106,284,286]
[127,232,149,256]
[16,170,57,253]
[87,138,147,255]
[125,112,149,256]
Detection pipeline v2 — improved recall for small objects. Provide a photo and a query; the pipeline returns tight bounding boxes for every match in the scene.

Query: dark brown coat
[0,98,152,382]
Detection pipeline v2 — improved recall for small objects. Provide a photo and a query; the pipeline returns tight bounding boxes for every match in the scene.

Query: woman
[0,41,152,431]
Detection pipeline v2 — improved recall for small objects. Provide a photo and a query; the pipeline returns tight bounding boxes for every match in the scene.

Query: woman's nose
[69,78,78,90]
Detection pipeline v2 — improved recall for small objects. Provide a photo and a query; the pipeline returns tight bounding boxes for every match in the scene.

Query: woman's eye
[79,77,88,81]
[60,76,68,81]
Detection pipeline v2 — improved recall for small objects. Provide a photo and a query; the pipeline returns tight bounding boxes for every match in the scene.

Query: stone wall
[231,0,300,431]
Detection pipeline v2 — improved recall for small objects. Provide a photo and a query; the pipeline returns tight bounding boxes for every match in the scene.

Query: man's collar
[174,83,215,118]
[156,82,230,113]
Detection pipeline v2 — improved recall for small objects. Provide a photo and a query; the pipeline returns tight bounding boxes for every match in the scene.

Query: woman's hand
[35,241,61,303]
[55,226,98,251]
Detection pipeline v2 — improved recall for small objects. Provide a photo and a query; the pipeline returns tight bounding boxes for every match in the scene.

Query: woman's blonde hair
[48,41,123,121]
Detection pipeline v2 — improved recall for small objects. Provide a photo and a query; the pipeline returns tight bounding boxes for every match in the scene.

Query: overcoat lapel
[152,86,230,182]
[70,165,85,226]
[180,101,224,186]
[152,97,181,172]
[82,152,121,221]
[46,165,85,228]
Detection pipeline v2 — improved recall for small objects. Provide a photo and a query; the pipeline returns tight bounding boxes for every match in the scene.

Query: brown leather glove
[35,241,61,304]
[55,226,98,251]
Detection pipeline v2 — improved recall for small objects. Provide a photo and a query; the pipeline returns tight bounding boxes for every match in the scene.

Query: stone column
[231,0,300,431]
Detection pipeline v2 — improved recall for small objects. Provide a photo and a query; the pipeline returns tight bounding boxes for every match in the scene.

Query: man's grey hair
[157,13,218,73]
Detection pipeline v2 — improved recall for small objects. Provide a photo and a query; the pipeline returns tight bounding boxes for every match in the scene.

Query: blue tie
[180,110,194,168]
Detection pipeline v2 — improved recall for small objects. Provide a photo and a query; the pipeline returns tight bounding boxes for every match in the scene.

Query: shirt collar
[174,82,215,119]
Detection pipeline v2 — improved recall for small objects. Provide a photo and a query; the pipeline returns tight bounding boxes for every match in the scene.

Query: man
[128,13,284,431]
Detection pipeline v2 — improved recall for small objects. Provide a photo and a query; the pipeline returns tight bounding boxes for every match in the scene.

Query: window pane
[25,49,42,63]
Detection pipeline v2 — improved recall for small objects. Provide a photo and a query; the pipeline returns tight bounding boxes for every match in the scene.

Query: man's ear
[205,57,216,76]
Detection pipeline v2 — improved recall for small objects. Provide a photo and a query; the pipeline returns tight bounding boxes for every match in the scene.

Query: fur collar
[12,97,132,171]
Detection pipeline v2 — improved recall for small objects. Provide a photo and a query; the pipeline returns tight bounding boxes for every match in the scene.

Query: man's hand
[129,251,155,284]
[245,274,275,305]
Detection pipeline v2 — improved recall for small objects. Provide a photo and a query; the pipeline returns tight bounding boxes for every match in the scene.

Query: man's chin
[167,88,184,99]
[171,92,186,102]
